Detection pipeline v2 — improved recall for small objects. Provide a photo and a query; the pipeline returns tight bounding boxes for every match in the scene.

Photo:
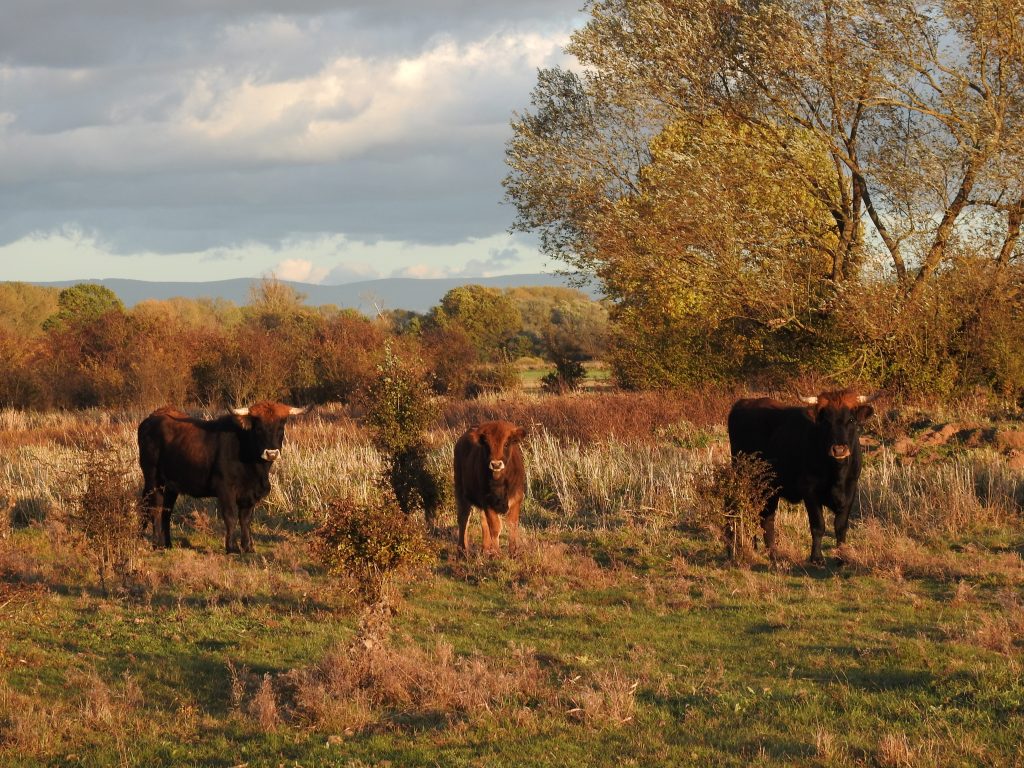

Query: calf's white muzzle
[262,449,281,462]
[489,460,505,473]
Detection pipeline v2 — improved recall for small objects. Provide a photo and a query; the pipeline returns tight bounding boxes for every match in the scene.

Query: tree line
[0,280,608,410]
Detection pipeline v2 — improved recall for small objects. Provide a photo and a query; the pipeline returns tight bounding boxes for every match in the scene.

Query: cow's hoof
[808,556,825,566]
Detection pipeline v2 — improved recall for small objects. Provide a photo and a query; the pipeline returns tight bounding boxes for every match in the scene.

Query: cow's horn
[230,407,250,416]
[856,391,883,404]
[288,406,307,416]
[799,396,819,405]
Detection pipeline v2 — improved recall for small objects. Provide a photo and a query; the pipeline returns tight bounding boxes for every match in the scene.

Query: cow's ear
[854,404,874,422]
[511,427,527,443]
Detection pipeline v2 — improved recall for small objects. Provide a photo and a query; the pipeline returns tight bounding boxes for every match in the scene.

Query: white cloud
[391,264,448,279]
[268,258,329,283]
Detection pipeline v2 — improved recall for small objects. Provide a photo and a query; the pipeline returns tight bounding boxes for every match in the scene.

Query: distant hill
[28,274,600,313]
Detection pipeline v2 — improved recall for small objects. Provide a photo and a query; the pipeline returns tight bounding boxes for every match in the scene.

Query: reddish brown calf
[453,420,527,555]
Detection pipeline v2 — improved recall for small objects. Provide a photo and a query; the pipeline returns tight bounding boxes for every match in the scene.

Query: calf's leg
[483,509,502,555]
[456,496,473,554]
[506,496,522,554]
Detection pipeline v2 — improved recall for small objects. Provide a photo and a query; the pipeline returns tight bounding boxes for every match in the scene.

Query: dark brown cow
[454,420,527,555]
[138,401,305,553]
[727,389,879,564]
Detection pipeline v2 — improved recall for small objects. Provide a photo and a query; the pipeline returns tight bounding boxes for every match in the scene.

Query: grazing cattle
[454,420,527,555]
[138,401,305,553]
[727,389,879,564]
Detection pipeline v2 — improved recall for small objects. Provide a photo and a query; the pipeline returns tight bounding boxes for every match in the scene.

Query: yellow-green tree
[506,0,1024,393]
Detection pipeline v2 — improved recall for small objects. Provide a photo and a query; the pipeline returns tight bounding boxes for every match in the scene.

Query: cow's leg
[834,504,852,547]
[219,495,241,554]
[483,510,503,555]
[161,490,178,548]
[759,496,780,560]
[144,487,166,549]
[238,504,256,554]
[804,497,826,564]
[832,503,852,564]
[456,496,472,555]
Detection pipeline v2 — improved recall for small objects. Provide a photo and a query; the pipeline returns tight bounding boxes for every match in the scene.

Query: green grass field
[519,362,612,389]
[1,399,1022,767]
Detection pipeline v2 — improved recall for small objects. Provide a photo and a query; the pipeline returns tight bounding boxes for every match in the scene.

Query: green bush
[360,344,438,455]
[312,494,434,603]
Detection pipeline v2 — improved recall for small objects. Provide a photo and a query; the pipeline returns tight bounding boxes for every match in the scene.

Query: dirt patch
[995,429,1024,452]
[887,422,1024,468]
[1007,451,1024,471]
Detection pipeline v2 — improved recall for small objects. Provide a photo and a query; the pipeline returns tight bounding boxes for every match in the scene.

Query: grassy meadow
[1,392,1023,767]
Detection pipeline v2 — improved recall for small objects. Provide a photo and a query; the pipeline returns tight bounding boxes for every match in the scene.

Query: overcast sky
[0,1,584,284]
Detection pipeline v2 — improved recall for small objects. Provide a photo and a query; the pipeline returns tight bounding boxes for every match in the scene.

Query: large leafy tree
[42,284,125,331]
[506,0,1024,387]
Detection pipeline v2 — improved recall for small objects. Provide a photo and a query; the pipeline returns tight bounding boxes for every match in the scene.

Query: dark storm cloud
[0,1,582,259]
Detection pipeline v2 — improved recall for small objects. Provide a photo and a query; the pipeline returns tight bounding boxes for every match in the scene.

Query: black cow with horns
[727,389,880,564]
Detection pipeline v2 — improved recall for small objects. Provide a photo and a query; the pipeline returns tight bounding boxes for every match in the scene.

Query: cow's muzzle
[262,449,281,462]
[489,460,505,474]
[830,444,851,460]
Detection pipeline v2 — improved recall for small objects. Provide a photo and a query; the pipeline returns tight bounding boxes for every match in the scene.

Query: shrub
[387,448,446,527]
[359,344,445,524]
[466,356,523,398]
[541,359,586,394]
[421,325,477,397]
[693,454,778,563]
[67,448,142,594]
[311,493,434,603]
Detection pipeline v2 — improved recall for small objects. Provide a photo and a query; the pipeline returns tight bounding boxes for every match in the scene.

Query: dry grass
[0,667,146,766]
[943,592,1024,656]
[250,674,281,732]
[519,429,718,529]
[441,388,738,444]
[813,727,842,764]
[564,667,640,727]
[875,732,915,768]
[283,607,554,734]
[858,449,1024,539]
